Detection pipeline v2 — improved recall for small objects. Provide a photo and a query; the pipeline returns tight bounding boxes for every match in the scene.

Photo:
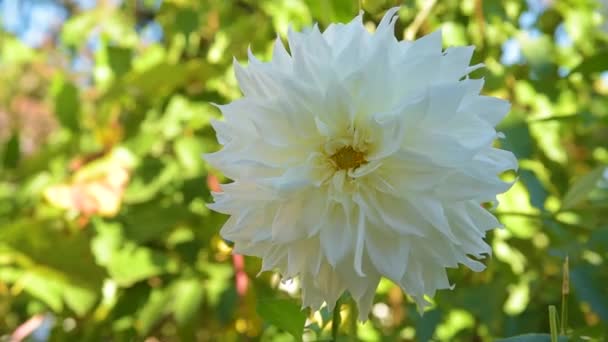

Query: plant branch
[494,211,593,231]
[404,0,437,40]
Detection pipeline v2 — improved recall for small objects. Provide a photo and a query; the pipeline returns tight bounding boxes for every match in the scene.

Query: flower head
[206,8,517,320]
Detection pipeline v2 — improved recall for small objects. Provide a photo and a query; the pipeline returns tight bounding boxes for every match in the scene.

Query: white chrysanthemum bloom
[206,8,517,320]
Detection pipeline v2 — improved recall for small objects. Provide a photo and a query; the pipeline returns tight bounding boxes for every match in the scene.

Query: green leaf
[572,51,608,74]
[2,132,20,169]
[0,219,103,315]
[496,334,567,342]
[519,169,548,210]
[203,263,233,307]
[561,166,606,209]
[121,203,189,243]
[91,219,124,266]
[107,46,133,77]
[174,8,199,35]
[257,298,306,341]
[571,264,608,321]
[106,243,177,286]
[16,267,98,316]
[162,95,216,139]
[21,270,65,312]
[501,121,533,159]
[124,159,179,204]
[304,0,357,25]
[137,287,172,334]
[63,282,99,316]
[61,12,99,47]
[0,36,37,63]
[52,77,81,132]
[415,309,441,342]
[0,219,105,287]
[126,63,187,97]
[217,285,238,324]
[171,278,204,326]
[93,218,179,286]
[174,136,205,174]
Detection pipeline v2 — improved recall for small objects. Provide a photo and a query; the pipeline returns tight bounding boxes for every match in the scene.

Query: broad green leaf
[162,95,216,139]
[174,8,199,35]
[107,46,133,77]
[500,121,533,159]
[174,136,205,174]
[51,77,81,132]
[519,169,548,210]
[415,309,441,342]
[303,0,356,25]
[257,298,306,341]
[217,285,238,324]
[171,278,204,326]
[91,220,124,266]
[137,287,172,334]
[561,166,606,209]
[571,264,608,321]
[121,203,189,243]
[124,159,179,204]
[572,52,608,74]
[20,270,65,312]
[63,282,99,316]
[0,267,22,284]
[61,12,99,47]
[0,221,104,317]
[1,36,37,63]
[14,266,98,316]
[106,242,177,286]
[126,63,187,97]
[203,263,233,307]
[2,132,20,169]
[102,62,189,101]
[0,219,105,288]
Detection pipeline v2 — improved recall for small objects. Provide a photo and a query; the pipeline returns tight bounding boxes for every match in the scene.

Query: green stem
[560,294,568,335]
[561,256,569,335]
[549,305,558,342]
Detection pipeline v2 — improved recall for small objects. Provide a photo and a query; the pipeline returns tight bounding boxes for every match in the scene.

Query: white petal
[439,46,475,81]
[353,208,367,276]
[462,95,511,126]
[366,96,427,160]
[272,36,292,69]
[366,230,409,282]
[320,204,352,267]
[424,81,468,126]
[355,280,380,321]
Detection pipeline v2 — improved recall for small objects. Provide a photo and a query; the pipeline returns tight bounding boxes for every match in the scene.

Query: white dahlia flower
[206,8,517,320]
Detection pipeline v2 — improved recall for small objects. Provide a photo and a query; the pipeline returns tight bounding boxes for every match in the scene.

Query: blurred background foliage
[0,0,607,341]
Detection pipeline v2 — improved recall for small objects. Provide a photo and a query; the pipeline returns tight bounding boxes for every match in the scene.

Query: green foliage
[0,0,607,341]
[561,166,606,209]
[496,334,567,342]
[2,132,20,169]
[51,77,80,133]
[257,298,307,340]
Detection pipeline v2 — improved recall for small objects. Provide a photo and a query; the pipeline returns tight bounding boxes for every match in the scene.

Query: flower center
[330,146,367,170]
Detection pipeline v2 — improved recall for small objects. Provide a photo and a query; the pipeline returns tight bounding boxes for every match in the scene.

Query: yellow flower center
[330,146,367,170]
